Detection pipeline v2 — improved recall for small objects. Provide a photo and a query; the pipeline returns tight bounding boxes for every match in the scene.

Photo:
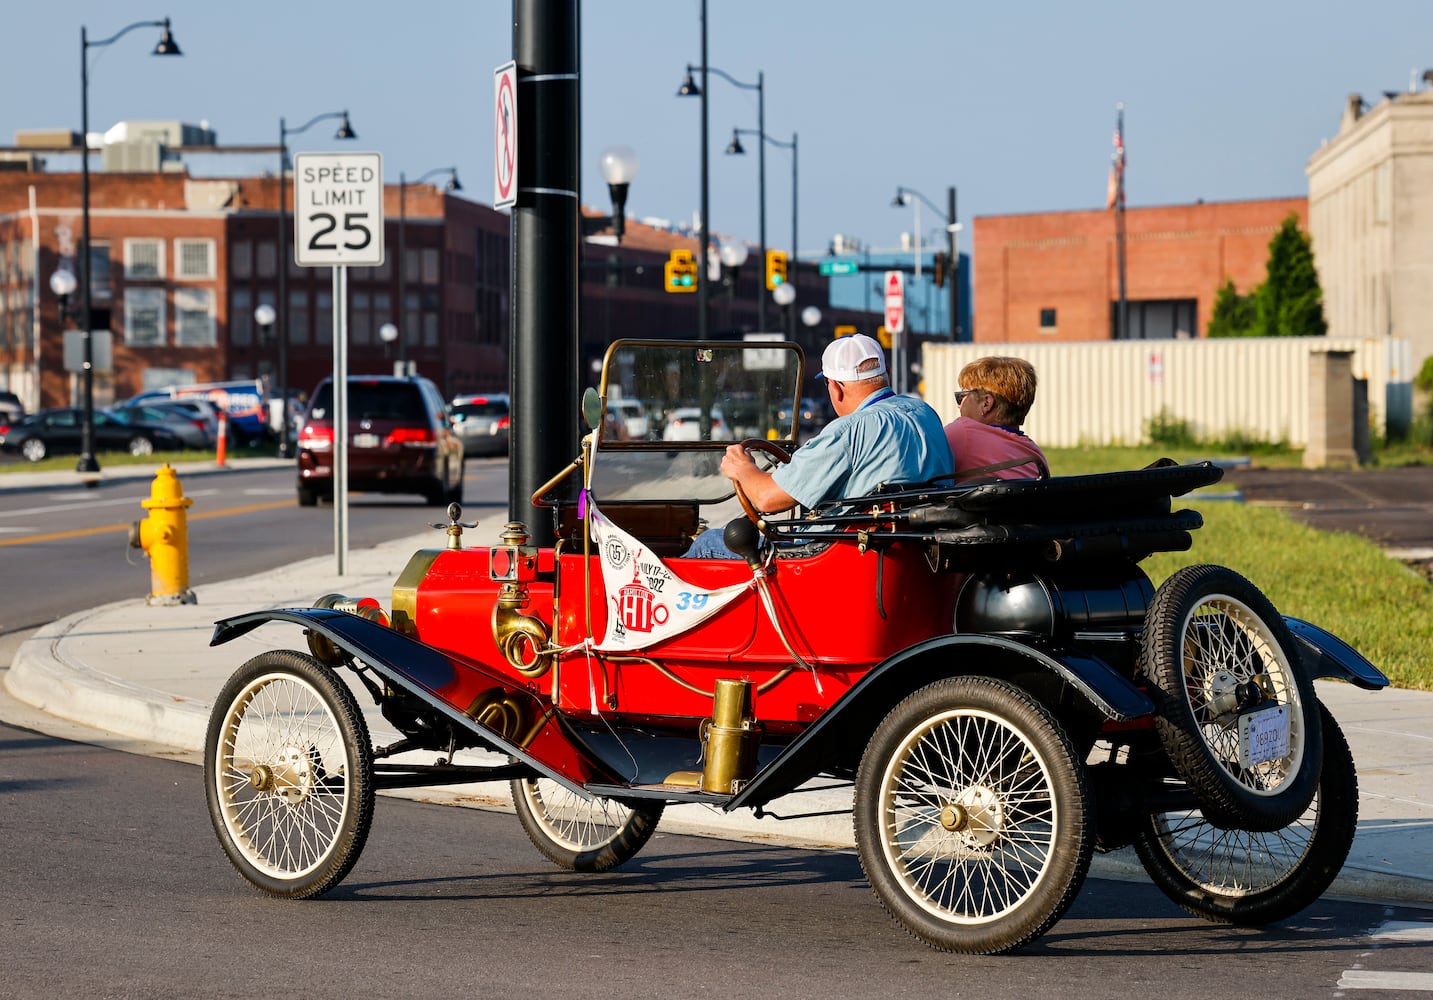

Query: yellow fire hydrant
[129,464,197,606]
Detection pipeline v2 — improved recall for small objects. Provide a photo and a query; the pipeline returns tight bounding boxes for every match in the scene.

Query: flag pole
[1114,103,1128,340]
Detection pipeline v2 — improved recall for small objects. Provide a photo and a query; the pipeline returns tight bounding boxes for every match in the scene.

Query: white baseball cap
[817,333,888,382]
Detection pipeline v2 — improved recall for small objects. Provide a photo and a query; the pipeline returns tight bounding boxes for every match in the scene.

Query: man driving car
[686,334,953,558]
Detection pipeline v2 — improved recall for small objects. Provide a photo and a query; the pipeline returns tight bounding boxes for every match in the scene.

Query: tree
[1255,214,1328,337]
[1207,278,1257,338]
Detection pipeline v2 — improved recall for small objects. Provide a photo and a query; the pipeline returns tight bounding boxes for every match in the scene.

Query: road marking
[0,499,293,547]
[1373,921,1433,941]
[1338,970,1433,991]
[0,488,223,519]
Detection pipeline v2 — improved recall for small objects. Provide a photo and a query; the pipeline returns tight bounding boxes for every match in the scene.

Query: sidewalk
[3,483,1433,907]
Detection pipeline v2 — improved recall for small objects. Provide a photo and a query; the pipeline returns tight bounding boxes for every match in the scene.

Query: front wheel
[20,436,46,462]
[854,676,1093,954]
[204,650,375,898]
[1133,702,1356,925]
[511,777,663,872]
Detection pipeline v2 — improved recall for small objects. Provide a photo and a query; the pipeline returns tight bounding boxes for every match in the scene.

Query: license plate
[353,433,381,449]
[1238,703,1290,768]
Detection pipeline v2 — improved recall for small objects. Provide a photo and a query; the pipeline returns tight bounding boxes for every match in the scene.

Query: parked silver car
[450,393,510,457]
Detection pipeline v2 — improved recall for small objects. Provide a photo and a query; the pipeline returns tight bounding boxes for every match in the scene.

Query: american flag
[1107,105,1125,210]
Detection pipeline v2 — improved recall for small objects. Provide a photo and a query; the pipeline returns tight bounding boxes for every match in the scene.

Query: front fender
[1285,615,1389,690]
[727,633,1153,811]
[211,608,620,795]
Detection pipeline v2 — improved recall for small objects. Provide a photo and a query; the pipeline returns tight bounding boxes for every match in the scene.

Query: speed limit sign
[293,151,385,267]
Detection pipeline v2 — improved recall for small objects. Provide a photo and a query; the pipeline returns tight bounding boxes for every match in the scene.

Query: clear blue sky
[5,1,1432,259]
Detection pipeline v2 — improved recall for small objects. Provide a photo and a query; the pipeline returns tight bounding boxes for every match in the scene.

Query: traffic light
[765,249,788,291]
[664,249,697,293]
[932,252,948,289]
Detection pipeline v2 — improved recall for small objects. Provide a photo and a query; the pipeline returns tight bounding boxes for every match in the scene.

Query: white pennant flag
[588,502,752,652]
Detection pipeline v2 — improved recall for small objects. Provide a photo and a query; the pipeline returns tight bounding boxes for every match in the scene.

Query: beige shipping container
[922,337,1412,449]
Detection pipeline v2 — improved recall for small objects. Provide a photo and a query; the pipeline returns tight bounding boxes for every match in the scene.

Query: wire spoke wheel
[512,777,663,873]
[1134,702,1356,924]
[854,676,1091,954]
[204,651,374,898]
[1143,564,1321,831]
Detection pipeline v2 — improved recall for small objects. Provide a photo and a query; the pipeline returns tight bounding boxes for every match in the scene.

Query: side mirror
[581,387,603,431]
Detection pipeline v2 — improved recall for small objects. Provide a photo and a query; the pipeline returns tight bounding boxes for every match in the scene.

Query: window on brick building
[124,239,164,279]
[124,288,165,346]
[1039,308,1057,332]
[175,287,215,346]
[1111,299,1197,340]
[256,241,276,278]
[231,240,253,279]
[175,239,215,279]
[289,290,310,345]
[231,289,252,347]
[88,244,112,301]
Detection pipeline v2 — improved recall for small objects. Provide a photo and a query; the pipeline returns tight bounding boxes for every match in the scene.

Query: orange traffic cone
[215,412,228,467]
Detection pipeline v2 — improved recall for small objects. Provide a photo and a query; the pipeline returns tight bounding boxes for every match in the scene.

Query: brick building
[0,165,878,413]
[971,197,1308,343]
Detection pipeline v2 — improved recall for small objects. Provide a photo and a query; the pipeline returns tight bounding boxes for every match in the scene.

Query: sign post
[884,271,906,394]
[294,151,386,575]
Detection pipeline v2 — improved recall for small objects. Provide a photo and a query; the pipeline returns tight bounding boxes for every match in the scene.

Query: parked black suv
[295,375,464,507]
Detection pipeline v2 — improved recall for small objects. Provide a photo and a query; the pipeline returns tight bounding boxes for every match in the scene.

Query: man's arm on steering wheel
[721,443,796,514]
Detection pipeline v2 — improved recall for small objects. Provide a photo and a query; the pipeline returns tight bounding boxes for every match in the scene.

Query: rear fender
[1285,615,1389,690]
[210,608,619,795]
[727,633,1153,811]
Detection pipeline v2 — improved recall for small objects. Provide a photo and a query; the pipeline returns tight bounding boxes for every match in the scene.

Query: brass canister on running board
[700,678,761,793]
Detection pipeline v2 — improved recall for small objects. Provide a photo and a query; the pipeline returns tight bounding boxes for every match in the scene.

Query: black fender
[727,633,1153,811]
[210,608,621,795]
[1285,615,1389,690]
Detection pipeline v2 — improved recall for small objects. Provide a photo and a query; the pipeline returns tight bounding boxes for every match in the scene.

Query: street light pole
[76,17,181,474]
[276,109,355,457]
[397,167,460,376]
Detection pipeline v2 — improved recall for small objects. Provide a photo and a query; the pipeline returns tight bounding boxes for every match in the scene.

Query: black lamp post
[76,16,181,474]
[679,47,765,338]
[253,303,276,435]
[276,109,355,457]
[727,127,796,336]
[396,167,460,375]
[893,184,960,341]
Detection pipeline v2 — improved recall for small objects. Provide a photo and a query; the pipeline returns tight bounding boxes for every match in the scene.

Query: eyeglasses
[953,388,985,404]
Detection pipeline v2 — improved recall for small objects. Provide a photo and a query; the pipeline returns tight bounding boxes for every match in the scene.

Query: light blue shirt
[772,390,954,510]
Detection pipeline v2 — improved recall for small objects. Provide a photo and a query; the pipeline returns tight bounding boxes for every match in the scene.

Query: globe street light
[276,109,356,457]
[378,321,399,370]
[253,303,276,437]
[396,167,460,375]
[719,241,749,330]
[76,16,182,474]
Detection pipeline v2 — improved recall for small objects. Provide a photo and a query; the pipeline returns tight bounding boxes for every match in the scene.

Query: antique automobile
[203,339,1387,955]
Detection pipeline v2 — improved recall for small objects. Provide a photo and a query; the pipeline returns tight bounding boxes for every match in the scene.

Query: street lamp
[395,166,460,376]
[76,16,182,474]
[727,128,797,335]
[892,185,960,341]
[677,0,760,341]
[378,321,398,371]
[276,109,356,457]
[718,241,748,330]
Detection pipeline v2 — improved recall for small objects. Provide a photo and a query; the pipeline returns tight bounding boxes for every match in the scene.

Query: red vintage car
[204,339,1386,954]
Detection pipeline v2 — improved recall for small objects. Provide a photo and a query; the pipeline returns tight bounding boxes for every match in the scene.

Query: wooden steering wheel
[733,438,793,526]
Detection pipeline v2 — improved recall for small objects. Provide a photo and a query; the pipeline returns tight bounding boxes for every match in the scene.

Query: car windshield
[308,381,426,423]
[586,339,804,504]
[454,399,507,418]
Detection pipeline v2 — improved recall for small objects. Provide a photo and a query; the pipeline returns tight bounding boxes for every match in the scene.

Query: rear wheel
[127,435,155,457]
[1142,564,1321,831]
[20,437,46,462]
[511,777,663,872]
[204,650,374,898]
[297,483,319,507]
[1133,702,1356,924]
[854,676,1092,954]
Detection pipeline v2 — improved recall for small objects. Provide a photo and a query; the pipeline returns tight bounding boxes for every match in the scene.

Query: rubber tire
[423,478,447,507]
[1142,564,1321,831]
[204,650,375,899]
[127,435,155,457]
[297,483,319,507]
[20,437,46,462]
[1133,702,1356,925]
[853,676,1093,955]
[511,777,664,873]
[446,460,465,506]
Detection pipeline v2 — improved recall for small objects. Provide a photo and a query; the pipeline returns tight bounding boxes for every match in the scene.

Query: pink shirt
[944,417,1049,482]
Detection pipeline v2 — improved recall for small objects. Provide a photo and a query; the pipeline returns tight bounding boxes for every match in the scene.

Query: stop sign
[883,270,905,335]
